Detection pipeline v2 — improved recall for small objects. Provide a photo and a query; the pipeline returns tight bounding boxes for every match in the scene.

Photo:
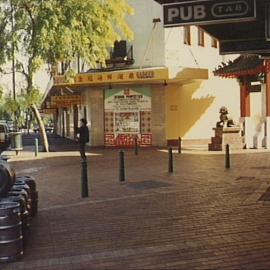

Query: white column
[57,108,63,136]
[244,117,254,149]
[265,117,270,149]
[261,83,267,148]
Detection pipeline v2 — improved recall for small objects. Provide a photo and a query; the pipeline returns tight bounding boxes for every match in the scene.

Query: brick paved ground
[2,134,270,269]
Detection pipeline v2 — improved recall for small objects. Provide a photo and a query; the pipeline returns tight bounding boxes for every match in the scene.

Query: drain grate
[235,176,256,181]
[258,187,270,201]
[128,180,171,190]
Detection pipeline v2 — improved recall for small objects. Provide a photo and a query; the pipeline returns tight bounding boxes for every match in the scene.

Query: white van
[0,122,10,152]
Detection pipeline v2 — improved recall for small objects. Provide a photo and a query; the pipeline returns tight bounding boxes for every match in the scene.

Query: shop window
[183,26,191,45]
[197,27,204,47]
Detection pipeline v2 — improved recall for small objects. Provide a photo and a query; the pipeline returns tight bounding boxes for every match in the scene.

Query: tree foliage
[0,88,42,125]
[0,0,133,151]
[0,0,133,90]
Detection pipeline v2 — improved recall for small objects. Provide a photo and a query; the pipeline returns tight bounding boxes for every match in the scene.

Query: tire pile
[0,159,38,263]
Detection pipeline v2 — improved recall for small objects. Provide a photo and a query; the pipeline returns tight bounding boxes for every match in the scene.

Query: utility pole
[11,0,16,101]
[10,0,18,131]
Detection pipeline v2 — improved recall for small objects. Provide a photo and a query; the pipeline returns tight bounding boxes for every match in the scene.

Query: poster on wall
[104,87,152,146]
[115,112,140,133]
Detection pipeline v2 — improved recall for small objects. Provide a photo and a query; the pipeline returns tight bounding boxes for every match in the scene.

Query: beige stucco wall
[151,85,167,146]
[127,0,165,67]
[82,88,104,146]
[55,75,241,147]
[165,26,236,70]
[166,74,240,141]
[79,84,168,147]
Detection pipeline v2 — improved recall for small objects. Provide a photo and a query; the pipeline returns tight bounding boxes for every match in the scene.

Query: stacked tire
[0,159,38,263]
[0,202,23,263]
[0,160,16,196]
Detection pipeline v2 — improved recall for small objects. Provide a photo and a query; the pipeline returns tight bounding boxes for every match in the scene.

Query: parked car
[33,124,54,133]
[7,121,16,132]
[33,125,39,133]
[45,125,54,133]
[0,122,10,152]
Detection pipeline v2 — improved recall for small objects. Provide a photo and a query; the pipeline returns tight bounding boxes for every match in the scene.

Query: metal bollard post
[81,159,89,198]
[134,137,138,155]
[225,144,230,169]
[168,147,173,173]
[119,150,125,182]
[35,138,38,157]
[178,137,182,154]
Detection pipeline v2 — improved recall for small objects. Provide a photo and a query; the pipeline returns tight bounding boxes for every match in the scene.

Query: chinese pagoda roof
[213,55,269,78]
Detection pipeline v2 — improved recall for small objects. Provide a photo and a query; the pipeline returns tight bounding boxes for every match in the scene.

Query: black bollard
[134,137,138,155]
[35,138,38,157]
[81,159,89,197]
[168,147,173,173]
[119,150,125,182]
[225,144,230,169]
[178,137,182,154]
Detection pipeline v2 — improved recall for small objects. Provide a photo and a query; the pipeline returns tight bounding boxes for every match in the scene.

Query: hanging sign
[51,95,81,103]
[44,108,56,114]
[163,0,256,27]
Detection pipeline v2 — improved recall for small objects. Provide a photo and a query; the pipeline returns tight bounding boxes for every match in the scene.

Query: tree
[0,87,41,127]
[0,0,133,151]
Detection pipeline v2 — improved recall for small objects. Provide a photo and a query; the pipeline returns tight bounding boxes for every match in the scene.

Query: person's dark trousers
[80,143,86,159]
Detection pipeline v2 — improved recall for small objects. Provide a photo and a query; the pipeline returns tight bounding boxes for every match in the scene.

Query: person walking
[77,118,89,159]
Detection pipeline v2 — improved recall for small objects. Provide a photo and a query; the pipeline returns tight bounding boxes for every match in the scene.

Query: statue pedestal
[208,126,244,151]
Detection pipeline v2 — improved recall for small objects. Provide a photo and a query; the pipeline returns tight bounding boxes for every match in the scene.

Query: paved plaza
[2,135,270,269]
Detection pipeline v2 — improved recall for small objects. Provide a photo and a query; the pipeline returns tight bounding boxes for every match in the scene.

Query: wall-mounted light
[153,18,161,23]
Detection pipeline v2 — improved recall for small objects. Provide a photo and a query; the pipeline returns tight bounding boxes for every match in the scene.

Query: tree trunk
[31,104,49,152]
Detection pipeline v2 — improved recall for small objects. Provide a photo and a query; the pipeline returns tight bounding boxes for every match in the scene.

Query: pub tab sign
[163,0,256,27]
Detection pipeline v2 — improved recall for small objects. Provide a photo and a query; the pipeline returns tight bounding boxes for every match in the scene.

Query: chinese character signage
[53,68,168,86]
[51,95,81,107]
[104,88,151,112]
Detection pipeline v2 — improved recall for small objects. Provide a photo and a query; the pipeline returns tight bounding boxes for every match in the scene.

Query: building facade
[214,55,270,149]
[45,0,242,148]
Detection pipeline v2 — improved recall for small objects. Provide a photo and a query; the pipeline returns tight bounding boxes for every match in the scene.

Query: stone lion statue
[216,106,234,127]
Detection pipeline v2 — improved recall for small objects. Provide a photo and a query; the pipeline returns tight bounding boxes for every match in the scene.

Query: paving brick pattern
[2,137,270,269]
